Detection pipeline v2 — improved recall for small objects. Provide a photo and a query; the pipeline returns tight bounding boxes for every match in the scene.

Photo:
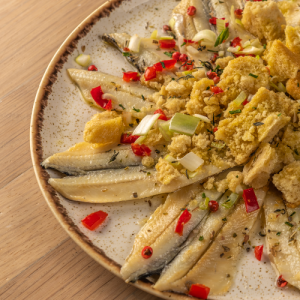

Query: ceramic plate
[30,1,300,299]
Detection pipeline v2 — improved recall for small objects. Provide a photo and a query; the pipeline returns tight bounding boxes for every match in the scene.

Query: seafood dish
[41,0,300,298]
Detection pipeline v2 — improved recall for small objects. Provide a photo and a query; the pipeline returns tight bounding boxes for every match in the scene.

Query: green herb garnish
[109,151,119,163]
[164,52,173,58]
[229,109,242,114]
[119,104,125,110]
[214,28,229,47]
[181,42,187,47]
[233,233,237,238]
[276,232,281,236]
[249,73,258,78]
[123,52,131,57]
[141,95,145,101]
[132,107,140,112]
[199,236,204,241]
[202,193,206,198]
[290,212,296,217]
[285,222,294,227]
[161,61,166,68]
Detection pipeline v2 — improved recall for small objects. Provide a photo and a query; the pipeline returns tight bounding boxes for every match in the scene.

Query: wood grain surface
[0,1,160,299]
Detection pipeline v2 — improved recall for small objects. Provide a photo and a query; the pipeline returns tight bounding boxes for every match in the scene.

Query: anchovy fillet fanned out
[48,164,227,203]
[286,206,300,255]
[154,190,238,291]
[41,143,165,175]
[67,68,155,113]
[102,33,167,73]
[264,189,300,290]
[167,188,267,295]
[121,188,223,282]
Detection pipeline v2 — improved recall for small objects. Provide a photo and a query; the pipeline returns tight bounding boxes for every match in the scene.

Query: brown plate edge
[29,1,192,299]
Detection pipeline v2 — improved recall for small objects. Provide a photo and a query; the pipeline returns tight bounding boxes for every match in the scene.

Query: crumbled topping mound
[243,143,278,189]
[142,156,155,168]
[215,56,234,70]
[216,88,298,164]
[192,133,211,150]
[285,25,300,55]
[168,135,191,157]
[140,72,174,90]
[155,158,180,185]
[286,73,300,100]
[242,1,286,42]
[263,40,300,81]
[273,161,300,207]
[143,129,164,146]
[218,56,269,107]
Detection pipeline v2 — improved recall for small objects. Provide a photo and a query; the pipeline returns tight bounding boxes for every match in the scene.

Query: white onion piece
[75,54,91,67]
[194,114,211,123]
[192,30,216,44]
[129,34,141,52]
[102,93,117,101]
[218,51,224,57]
[179,152,204,172]
[132,114,160,136]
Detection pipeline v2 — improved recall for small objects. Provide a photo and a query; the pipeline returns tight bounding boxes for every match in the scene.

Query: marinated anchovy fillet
[168,188,266,295]
[154,190,238,291]
[48,164,228,203]
[42,143,165,175]
[102,33,167,73]
[121,188,223,282]
[67,68,155,112]
[286,206,300,254]
[265,189,300,290]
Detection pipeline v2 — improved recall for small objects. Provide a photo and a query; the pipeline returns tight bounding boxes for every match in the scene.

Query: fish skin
[42,144,166,175]
[154,190,238,291]
[48,164,228,203]
[265,189,300,290]
[102,33,165,73]
[121,188,223,282]
[67,68,155,114]
[168,187,267,295]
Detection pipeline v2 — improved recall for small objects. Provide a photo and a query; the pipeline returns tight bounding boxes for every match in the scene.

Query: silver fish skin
[265,189,300,290]
[67,68,155,114]
[154,190,238,291]
[168,187,267,295]
[48,164,229,203]
[120,188,223,282]
[102,33,167,73]
[42,144,166,175]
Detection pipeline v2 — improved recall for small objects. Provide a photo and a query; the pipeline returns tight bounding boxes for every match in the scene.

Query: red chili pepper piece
[183,39,196,44]
[243,188,259,213]
[131,143,152,156]
[211,52,219,63]
[154,109,169,121]
[189,284,210,299]
[207,70,218,79]
[254,245,263,261]
[144,66,157,81]
[141,246,153,259]
[266,66,270,75]
[121,133,140,144]
[209,17,217,25]
[231,37,243,48]
[179,53,188,63]
[210,86,224,94]
[242,99,249,106]
[163,25,171,31]
[187,6,196,16]
[153,62,163,72]
[172,51,181,61]
[183,60,194,71]
[123,71,140,82]
[213,127,218,133]
[154,60,177,72]
[81,210,108,231]
[159,39,176,49]
[208,200,219,212]
[88,65,98,71]
[123,47,130,51]
[90,86,112,110]
[213,76,220,84]
[234,8,243,19]
[175,209,192,236]
[277,275,288,288]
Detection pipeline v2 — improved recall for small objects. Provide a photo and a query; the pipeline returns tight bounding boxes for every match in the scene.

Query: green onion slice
[158,119,173,142]
[169,113,200,136]
[194,114,211,123]
[214,28,229,47]
[222,193,239,209]
[199,197,210,210]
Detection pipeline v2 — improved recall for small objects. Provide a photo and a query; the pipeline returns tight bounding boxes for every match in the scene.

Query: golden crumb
[168,135,191,157]
[155,158,181,185]
[286,73,300,100]
[285,25,300,55]
[227,171,244,193]
[215,56,234,69]
[142,156,155,168]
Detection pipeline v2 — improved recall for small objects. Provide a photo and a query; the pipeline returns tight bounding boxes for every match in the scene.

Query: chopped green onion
[158,119,173,142]
[249,73,258,78]
[229,109,242,114]
[183,70,193,76]
[128,34,141,52]
[132,107,140,112]
[278,82,286,93]
[216,18,226,35]
[285,222,294,227]
[119,104,125,110]
[211,142,225,149]
[179,152,204,172]
[200,197,210,210]
[181,42,187,47]
[193,30,217,48]
[214,28,229,47]
[255,55,260,60]
[199,236,204,241]
[276,232,281,236]
[161,61,166,68]
[135,136,146,144]
[164,154,180,167]
[235,19,243,26]
[132,114,160,136]
[75,54,91,67]
[194,114,211,123]
[202,193,206,198]
[123,52,131,57]
[222,193,239,209]
[233,91,247,106]
[187,170,199,178]
[141,95,145,101]
[169,113,200,136]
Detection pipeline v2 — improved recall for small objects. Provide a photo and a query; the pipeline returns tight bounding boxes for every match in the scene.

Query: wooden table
[0,1,160,299]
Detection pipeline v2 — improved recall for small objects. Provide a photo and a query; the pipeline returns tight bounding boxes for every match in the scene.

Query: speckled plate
[30,1,300,299]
